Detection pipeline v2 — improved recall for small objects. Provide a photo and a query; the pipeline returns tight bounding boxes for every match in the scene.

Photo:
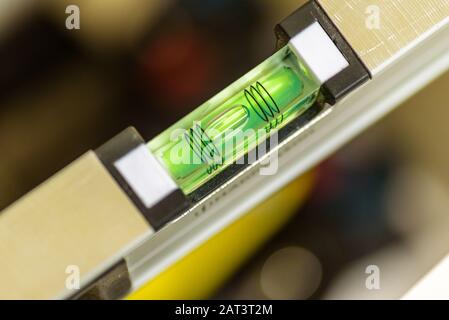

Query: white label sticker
[114,145,177,208]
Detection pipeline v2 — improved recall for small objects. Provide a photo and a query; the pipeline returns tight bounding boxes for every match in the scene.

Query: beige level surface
[318,0,449,73]
[0,151,151,299]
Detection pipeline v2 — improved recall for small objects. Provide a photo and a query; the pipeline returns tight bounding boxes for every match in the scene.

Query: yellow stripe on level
[127,171,314,300]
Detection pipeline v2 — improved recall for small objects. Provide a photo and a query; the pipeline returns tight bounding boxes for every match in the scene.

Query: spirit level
[0,0,448,299]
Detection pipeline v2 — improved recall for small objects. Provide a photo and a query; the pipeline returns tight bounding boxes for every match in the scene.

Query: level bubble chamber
[148,46,320,194]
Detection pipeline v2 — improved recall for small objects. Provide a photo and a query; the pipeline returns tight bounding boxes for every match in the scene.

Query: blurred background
[1,0,449,299]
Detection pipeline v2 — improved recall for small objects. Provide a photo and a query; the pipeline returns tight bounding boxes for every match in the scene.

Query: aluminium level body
[0,0,448,299]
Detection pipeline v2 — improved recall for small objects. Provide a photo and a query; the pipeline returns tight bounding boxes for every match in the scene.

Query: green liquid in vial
[148,46,320,194]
